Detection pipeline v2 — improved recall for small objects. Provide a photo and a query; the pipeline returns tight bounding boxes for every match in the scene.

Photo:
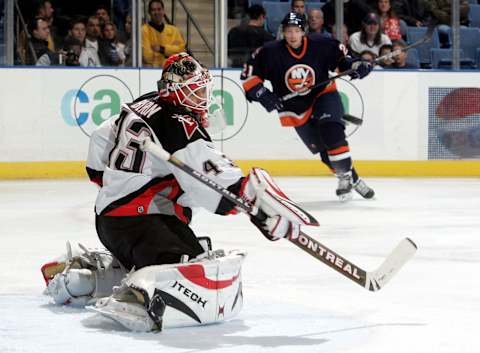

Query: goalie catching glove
[240,168,319,241]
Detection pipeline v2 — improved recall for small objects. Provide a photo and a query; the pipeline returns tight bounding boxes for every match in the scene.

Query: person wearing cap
[348,12,392,56]
[241,12,375,201]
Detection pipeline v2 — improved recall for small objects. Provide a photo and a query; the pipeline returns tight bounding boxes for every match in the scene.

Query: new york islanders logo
[285,64,316,96]
[172,114,206,140]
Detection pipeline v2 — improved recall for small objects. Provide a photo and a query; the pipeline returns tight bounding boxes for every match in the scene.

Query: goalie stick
[141,138,417,291]
[281,22,437,102]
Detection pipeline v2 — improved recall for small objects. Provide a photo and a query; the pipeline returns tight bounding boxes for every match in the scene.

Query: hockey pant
[95,214,205,271]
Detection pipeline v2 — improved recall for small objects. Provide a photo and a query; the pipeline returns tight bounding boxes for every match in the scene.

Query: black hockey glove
[247,84,284,112]
[350,60,373,80]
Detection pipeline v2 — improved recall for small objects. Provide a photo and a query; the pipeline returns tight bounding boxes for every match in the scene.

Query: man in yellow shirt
[142,0,186,67]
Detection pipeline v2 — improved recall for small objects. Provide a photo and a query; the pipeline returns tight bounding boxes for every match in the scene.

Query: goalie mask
[158,53,213,122]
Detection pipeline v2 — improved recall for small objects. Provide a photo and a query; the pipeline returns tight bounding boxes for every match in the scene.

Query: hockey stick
[343,113,362,126]
[281,22,437,102]
[141,138,417,291]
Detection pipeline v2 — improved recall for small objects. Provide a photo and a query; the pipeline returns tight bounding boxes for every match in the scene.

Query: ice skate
[336,173,353,202]
[353,179,375,199]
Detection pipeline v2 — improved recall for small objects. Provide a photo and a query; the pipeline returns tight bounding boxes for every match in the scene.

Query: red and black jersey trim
[86,167,103,187]
[214,177,245,216]
[101,175,192,223]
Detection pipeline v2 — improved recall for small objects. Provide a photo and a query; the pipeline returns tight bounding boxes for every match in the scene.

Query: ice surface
[1,177,479,353]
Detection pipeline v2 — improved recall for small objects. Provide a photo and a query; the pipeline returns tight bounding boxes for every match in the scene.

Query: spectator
[378,43,394,67]
[390,39,416,68]
[67,17,87,44]
[277,0,307,39]
[66,17,100,67]
[292,0,306,16]
[84,15,102,66]
[35,0,58,51]
[228,0,248,19]
[349,12,392,56]
[323,0,371,34]
[307,8,331,37]
[392,0,431,27]
[102,22,126,66]
[113,0,130,34]
[431,0,470,27]
[26,17,55,65]
[377,0,402,41]
[142,0,186,67]
[360,49,376,63]
[124,14,132,66]
[96,5,111,26]
[228,4,274,68]
[331,23,349,46]
[59,37,82,66]
[429,0,470,48]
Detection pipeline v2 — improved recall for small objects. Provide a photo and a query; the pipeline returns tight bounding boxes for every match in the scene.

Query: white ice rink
[1,177,479,353]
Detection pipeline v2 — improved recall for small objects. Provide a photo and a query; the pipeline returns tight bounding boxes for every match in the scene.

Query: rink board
[0,67,479,178]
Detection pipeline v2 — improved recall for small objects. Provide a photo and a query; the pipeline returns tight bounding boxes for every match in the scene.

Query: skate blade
[338,192,353,202]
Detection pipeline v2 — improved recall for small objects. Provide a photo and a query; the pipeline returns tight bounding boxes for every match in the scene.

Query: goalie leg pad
[93,250,246,332]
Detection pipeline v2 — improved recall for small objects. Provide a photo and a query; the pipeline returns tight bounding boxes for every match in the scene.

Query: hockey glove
[250,213,300,241]
[350,60,373,79]
[240,167,318,241]
[247,84,284,112]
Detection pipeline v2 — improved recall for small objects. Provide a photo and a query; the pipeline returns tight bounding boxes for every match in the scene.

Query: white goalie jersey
[86,92,244,221]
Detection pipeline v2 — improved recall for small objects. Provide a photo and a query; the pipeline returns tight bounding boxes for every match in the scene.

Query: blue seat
[399,19,408,37]
[447,27,480,62]
[249,0,283,6]
[476,48,480,69]
[0,44,5,65]
[406,26,440,65]
[305,2,325,11]
[406,48,420,68]
[430,48,474,69]
[468,4,480,27]
[468,0,478,4]
[263,1,290,35]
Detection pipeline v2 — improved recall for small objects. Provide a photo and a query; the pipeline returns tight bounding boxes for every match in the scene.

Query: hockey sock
[351,168,359,183]
[327,143,352,175]
[319,150,335,172]
[320,122,352,175]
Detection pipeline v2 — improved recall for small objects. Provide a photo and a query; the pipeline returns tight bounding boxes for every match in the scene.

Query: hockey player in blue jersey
[242,12,375,201]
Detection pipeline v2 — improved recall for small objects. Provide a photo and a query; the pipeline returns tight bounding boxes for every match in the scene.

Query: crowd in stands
[15,0,185,67]
[227,0,480,69]
[4,0,480,69]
